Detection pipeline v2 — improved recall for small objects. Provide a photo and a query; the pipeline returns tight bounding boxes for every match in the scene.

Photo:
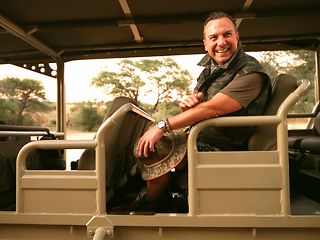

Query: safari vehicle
[0,0,320,239]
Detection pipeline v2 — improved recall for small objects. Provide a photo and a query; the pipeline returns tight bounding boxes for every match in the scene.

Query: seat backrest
[313,111,320,135]
[78,97,153,200]
[0,136,30,210]
[248,74,298,151]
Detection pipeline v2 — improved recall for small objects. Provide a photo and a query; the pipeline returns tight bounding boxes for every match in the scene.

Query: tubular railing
[187,79,310,216]
[15,103,153,214]
[14,79,310,216]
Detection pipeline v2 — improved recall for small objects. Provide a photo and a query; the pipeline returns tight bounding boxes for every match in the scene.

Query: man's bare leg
[146,172,171,202]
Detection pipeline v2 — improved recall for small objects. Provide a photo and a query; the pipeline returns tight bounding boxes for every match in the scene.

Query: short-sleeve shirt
[220,72,266,108]
[198,72,269,151]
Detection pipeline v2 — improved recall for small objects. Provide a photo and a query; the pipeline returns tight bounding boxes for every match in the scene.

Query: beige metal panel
[114,226,254,240]
[98,226,320,240]
[198,151,279,164]
[193,151,282,215]
[256,228,320,240]
[192,151,283,215]
[23,189,97,214]
[1,213,320,228]
[19,171,97,214]
[198,190,281,215]
[0,213,92,225]
[0,224,88,240]
[107,215,320,228]
[21,172,97,189]
[196,164,282,189]
[1,224,320,240]
[0,212,320,239]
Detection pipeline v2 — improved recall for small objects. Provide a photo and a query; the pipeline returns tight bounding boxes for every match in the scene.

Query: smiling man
[203,14,239,66]
[113,12,271,214]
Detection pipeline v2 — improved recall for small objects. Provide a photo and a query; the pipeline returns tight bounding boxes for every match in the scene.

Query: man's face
[203,17,239,65]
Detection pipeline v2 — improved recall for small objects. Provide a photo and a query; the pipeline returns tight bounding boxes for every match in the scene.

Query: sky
[0,54,204,103]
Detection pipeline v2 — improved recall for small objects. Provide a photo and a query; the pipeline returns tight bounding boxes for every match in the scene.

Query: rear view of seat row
[0,125,65,211]
[288,111,320,209]
[288,111,320,153]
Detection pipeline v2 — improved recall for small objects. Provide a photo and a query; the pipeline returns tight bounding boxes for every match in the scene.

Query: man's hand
[179,92,203,111]
[136,126,164,157]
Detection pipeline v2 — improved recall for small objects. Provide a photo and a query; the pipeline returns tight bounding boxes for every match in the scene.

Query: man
[114,11,271,213]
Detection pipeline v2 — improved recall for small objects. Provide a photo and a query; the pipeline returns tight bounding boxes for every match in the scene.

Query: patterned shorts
[197,140,221,152]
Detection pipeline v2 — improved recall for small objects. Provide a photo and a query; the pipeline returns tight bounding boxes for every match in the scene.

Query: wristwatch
[156,119,171,133]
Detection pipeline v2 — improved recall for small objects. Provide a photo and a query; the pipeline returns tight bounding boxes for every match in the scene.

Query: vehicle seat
[288,112,320,150]
[248,74,299,151]
[0,136,30,210]
[289,112,320,153]
[78,96,153,204]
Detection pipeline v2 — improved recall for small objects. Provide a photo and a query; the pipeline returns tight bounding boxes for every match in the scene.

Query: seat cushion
[300,136,320,153]
[288,136,304,150]
[288,129,316,150]
[0,154,16,210]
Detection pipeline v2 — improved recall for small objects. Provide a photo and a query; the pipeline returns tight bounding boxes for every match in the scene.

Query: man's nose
[217,36,227,46]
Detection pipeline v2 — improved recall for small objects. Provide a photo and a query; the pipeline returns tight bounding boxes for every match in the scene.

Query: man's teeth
[217,49,228,53]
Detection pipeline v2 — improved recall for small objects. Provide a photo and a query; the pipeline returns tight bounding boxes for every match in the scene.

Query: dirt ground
[65,131,95,170]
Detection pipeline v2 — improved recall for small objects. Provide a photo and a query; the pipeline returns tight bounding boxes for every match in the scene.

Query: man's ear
[203,39,208,51]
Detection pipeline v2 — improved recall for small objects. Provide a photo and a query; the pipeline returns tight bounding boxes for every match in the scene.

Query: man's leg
[111,172,174,213]
[146,172,171,202]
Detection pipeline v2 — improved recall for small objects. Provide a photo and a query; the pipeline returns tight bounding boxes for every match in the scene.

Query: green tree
[0,77,49,125]
[91,58,192,112]
[286,51,316,113]
[152,101,181,120]
[259,50,316,113]
[136,58,192,111]
[91,59,145,102]
[69,102,103,131]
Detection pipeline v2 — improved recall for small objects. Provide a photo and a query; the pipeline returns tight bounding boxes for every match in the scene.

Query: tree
[136,58,192,111]
[259,50,316,113]
[91,58,192,111]
[91,59,145,102]
[0,77,48,125]
[69,102,104,131]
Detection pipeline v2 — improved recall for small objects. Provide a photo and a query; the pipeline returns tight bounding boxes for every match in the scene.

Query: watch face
[157,120,166,129]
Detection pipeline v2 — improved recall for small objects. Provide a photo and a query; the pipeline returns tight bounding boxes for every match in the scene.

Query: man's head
[203,12,239,66]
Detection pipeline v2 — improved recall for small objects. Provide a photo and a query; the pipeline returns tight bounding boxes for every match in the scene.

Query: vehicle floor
[290,192,320,215]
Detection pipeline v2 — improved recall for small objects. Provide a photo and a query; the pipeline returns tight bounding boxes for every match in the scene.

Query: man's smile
[216,48,229,53]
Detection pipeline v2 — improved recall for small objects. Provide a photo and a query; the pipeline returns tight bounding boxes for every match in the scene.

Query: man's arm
[137,92,242,157]
[170,92,242,129]
[137,72,266,157]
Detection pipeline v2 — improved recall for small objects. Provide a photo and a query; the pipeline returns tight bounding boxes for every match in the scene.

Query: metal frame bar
[118,0,143,43]
[56,59,66,136]
[236,0,254,28]
[0,15,65,134]
[0,14,59,59]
